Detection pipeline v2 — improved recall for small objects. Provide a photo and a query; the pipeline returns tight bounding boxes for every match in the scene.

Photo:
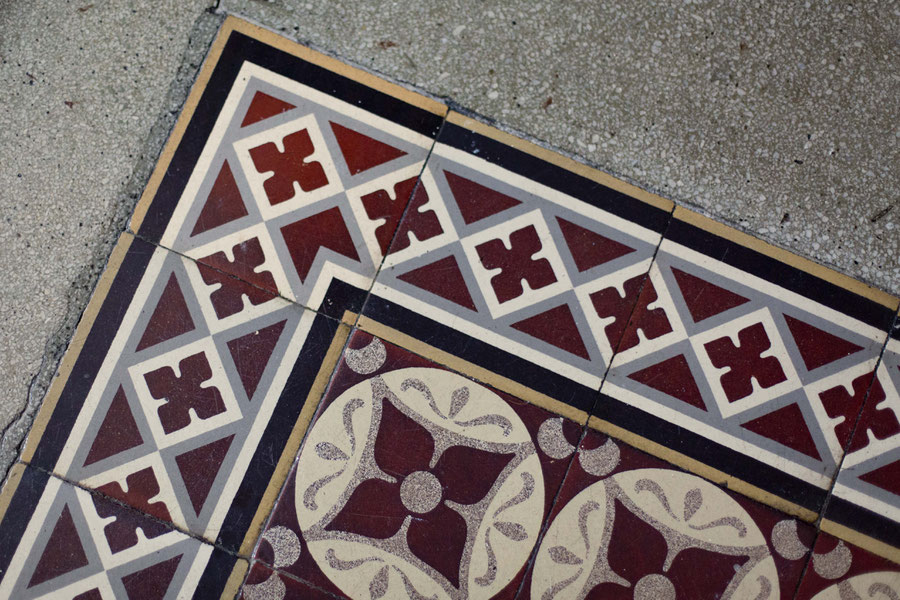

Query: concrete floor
[1,0,897,481]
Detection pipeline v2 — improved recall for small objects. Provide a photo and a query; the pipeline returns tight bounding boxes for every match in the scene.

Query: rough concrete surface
[1,0,898,482]
[227,0,900,290]
[0,0,219,480]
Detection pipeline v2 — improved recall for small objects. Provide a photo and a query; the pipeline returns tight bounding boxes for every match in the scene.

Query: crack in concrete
[0,9,224,484]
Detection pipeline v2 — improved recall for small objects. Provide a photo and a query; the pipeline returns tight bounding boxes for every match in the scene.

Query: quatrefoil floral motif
[294,366,545,599]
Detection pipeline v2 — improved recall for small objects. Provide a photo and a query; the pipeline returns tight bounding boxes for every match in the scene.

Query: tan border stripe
[445,112,674,213]
[0,463,26,526]
[586,415,819,523]
[219,557,249,600]
[356,313,820,523]
[820,519,900,565]
[674,206,899,310]
[130,16,446,233]
[129,16,233,233]
[21,233,135,464]
[357,315,588,425]
[237,323,351,556]
[227,18,446,116]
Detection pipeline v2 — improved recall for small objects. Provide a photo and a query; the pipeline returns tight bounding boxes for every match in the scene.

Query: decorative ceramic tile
[254,330,579,599]
[241,563,339,599]
[0,233,348,595]
[795,532,900,599]
[823,325,900,560]
[3,14,900,600]
[0,464,244,599]
[364,112,672,412]
[133,19,446,320]
[597,208,898,518]
[522,426,816,600]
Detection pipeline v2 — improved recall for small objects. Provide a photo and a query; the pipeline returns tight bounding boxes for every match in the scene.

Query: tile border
[586,415,818,522]
[674,206,899,311]
[446,111,674,214]
[0,463,25,526]
[357,313,822,523]
[356,315,589,426]
[236,320,351,556]
[20,233,135,464]
[821,518,900,565]
[130,15,446,235]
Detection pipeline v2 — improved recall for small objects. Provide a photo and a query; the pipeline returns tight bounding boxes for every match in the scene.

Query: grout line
[235,328,355,593]
[21,461,244,561]
[510,425,589,600]
[261,563,347,599]
[130,230,342,327]
[585,203,676,419]
[346,116,449,332]
[506,206,675,599]
[788,308,900,599]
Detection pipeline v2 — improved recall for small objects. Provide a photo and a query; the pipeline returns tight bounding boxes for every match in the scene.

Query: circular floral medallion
[295,367,545,599]
[531,468,778,599]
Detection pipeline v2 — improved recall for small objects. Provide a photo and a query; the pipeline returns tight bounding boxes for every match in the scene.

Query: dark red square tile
[256,330,581,598]
[521,427,816,599]
[824,330,900,555]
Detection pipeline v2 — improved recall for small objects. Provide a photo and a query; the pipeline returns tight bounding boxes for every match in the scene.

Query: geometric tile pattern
[0,15,898,600]
[604,239,887,494]
[0,466,239,600]
[254,331,575,599]
[160,61,437,314]
[373,143,664,391]
[50,241,314,541]
[827,331,900,548]
[523,427,817,600]
[795,531,900,599]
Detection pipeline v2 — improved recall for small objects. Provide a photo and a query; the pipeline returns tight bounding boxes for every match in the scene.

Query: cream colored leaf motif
[494,521,528,541]
[549,546,583,565]
[449,386,469,418]
[325,548,382,571]
[475,528,498,587]
[369,565,389,599]
[683,487,702,521]
[315,441,348,461]
[454,414,513,436]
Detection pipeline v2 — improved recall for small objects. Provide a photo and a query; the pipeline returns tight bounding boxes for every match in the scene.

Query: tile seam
[342,109,449,333]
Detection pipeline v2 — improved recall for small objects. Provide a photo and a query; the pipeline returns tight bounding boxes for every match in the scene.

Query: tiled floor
[0,16,898,600]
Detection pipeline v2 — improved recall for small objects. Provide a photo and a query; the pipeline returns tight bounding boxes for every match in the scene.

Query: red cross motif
[144,352,226,434]
[360,177,442,255]
[475,225,558,304]
[94,468,173,553]
[591,276,673,352]
[199,238,277,319]
[704,323,787,402]
[248,128,329,205]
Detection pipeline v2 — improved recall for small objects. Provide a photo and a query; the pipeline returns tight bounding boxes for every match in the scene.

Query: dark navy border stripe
[594,392,827,515]
[362,293,598,414]
[826,495,900,551]
[193,547,240,599]
[137,30,444,243]
[30,237,156,471]
[0,465,51,576]
[666,218,896,331]
[216,310,340,552]
[438,121,672,234]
